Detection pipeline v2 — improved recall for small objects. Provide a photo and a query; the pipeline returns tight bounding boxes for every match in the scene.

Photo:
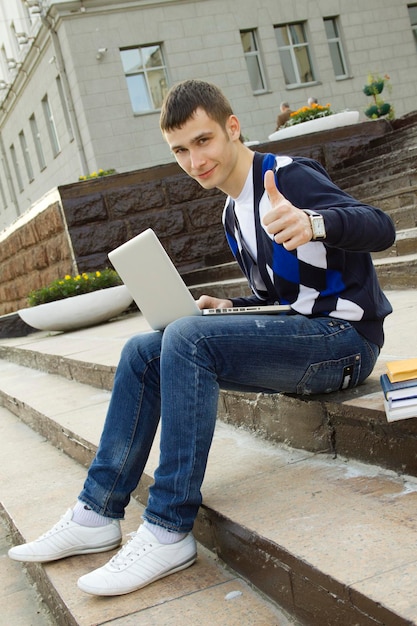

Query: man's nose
[189,150,206,170]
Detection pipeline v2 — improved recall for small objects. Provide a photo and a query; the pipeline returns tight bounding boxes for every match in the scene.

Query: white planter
[18,285,133,332]
[268,110,360,142]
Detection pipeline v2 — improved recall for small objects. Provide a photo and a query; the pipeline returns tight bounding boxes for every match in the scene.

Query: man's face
[163,108,241,194]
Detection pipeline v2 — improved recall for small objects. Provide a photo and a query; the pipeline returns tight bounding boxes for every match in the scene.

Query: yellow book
[386,358,417,383]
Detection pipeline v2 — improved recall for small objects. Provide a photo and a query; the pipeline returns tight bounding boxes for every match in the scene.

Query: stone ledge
[0,313,38,339]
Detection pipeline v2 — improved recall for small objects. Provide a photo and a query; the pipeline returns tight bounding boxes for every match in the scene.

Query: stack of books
[380,358,417,422]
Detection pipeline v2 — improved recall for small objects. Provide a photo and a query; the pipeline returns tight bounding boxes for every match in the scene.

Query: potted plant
[268,102,360,141]
[78,168,116,181]
[363,73,394,120]
[284,102,334,126]
[18,269,133,332]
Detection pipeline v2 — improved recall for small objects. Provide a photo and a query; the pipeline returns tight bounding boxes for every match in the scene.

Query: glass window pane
[126,74,152,113]
[245,55,265,91]
[274,26,290,47]
[120,48,142,74]
[241,31,256,53]
[148,68,168,108]
[294,46,314,82]
[329,41,345,76]
[290,23,306,45]
[279,49,297,84]
[143,45,163,69]
[324,18,337,39]
[409,5,417,25]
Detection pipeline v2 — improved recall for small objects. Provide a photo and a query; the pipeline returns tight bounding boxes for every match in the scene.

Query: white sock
[72,500,113,527]
[143,520,186,544]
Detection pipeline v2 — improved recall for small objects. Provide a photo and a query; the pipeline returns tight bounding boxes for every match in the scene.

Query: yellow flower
[74,275,81,281]
[65,275,71,280]
[95,271,101,277]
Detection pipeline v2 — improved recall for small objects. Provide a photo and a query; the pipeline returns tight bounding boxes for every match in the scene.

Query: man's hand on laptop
[197,295,233,310]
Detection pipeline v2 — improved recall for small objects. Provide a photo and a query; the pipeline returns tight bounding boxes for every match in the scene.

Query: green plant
[28,269,123,306]
[284,102,333,127]
[363,74,394,120]
[79,168,116,181]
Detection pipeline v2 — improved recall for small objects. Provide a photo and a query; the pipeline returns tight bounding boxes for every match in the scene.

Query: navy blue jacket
[223,152,396,347]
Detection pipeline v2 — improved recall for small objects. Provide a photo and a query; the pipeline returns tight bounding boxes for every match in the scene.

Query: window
[41,94,60,156]
[274,22,315,86]
[324,17,348,78]
[240,30,267,93]
[19,130,34,182]
[56,75,74,140]
[0,171,7,210]
[408,5,417,50]
[10,143,24,192]
[120,44,169,114]
[29,113,46,170]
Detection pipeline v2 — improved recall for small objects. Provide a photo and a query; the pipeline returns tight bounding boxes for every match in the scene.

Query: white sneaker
[8,508,122,562]
[77,524,197,596]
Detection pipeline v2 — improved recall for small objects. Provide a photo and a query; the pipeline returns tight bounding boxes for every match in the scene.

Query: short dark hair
[160,79,234,133]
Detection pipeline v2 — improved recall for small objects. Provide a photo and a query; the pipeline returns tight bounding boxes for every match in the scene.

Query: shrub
[28,269,122,306]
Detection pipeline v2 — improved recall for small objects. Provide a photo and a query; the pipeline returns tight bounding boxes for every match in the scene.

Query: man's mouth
[196,165,216,180]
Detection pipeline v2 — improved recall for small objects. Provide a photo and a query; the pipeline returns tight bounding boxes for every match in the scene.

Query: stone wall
[0,199,74,315]
[59,162,229,276]
[0,117,391,316]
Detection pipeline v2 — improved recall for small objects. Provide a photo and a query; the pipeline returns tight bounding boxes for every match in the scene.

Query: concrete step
[372,227,417,259]
[0,515,55,626]
[1,290,417,479]
[374,252,417,289]
[0,406,293,626]
[331,121,417,173]
[2,344,417,624]
[333,146,417,191]
[337,168,417,203]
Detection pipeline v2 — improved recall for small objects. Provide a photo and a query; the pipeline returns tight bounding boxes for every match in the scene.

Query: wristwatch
[304,211,326,240]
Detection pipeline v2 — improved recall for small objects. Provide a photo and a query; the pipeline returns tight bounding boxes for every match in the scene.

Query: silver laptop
[108,229,290,330]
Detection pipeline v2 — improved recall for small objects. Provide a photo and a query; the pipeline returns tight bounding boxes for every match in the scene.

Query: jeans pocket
[296,353,361,395]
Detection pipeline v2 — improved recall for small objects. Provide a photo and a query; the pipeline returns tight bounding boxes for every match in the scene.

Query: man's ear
[226,114,241,140]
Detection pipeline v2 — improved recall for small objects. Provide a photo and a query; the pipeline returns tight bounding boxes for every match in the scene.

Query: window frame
[10,143,24,193]
[19,129,34,183]
[41,94,61,157]
[29,113,46,171]
[120,43,169,115]
[240,29,268,94]
[408,4,417,50]
[323,16,349,79]
[274,22,316,87]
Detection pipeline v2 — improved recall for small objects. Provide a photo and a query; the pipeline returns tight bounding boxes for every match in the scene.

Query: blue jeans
[79,313,379,532]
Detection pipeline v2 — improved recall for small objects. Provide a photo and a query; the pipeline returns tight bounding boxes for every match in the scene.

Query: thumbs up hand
[262,170,313,251]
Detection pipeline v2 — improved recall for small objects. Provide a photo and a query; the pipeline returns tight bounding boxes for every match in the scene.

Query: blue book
[380,373,417,403]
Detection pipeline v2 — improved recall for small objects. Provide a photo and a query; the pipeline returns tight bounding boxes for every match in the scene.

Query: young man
[8,80,395,596]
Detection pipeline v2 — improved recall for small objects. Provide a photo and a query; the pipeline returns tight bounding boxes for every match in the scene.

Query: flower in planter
[28,269,123,306]
[283,102,333,127]
[363,73,394,120]
[78,168,116,181]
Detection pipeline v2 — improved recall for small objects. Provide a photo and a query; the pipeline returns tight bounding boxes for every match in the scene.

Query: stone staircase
[2,119,417,626]
[1,289,417,626]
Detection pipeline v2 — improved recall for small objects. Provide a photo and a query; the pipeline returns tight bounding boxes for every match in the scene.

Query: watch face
[311,215,326,238]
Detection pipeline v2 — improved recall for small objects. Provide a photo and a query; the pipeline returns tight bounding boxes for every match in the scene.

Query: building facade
[0,0,417,231]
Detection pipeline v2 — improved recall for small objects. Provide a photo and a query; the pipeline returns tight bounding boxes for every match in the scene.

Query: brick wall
[0,201,74,315]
